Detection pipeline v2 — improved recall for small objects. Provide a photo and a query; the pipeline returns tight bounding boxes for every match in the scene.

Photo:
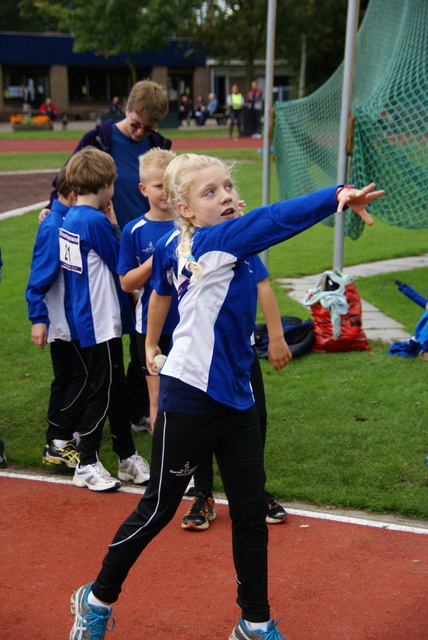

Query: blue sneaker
[229,616,288,640]
[70,582,115,639]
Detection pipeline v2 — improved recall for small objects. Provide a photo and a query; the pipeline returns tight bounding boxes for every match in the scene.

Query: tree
[187,0,370,94]
[20,0,202,84]
[186,0,268,86]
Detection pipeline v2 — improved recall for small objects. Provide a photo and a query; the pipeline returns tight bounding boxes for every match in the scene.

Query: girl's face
[178,165,239,228]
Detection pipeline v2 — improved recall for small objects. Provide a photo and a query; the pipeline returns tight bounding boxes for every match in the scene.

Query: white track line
[1,470,427,535]
[0,201,47,220]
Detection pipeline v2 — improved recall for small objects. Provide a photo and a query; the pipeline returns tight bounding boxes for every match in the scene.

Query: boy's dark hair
[65,147,117,196]
[56,165,72,198]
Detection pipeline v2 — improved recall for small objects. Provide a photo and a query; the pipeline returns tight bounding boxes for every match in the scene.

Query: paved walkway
[276,254,428,343]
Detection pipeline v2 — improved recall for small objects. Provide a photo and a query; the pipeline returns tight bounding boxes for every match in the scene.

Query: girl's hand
[336,183,385,225]
[146,344,162,376]
[268,336,292,371]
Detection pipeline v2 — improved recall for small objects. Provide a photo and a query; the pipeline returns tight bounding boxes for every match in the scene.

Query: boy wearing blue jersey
[68,153,383,640]
[26,167,85,469]
[118,148,178,431]
[61,147,150,493]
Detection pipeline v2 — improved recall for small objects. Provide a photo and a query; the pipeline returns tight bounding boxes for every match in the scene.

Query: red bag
[309,282,370,352]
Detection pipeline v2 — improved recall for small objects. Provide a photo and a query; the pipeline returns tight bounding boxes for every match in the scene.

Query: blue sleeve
[201,187,339,260]
[26,217,61,323]
[250,255,269,283]
[88,214,120,272]
[151,238,175,296]
[117,224,138,275]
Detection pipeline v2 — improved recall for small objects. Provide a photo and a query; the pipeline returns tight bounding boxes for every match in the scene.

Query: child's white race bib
[59,228,83,274]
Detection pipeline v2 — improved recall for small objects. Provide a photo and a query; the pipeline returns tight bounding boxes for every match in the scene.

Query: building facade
[0,31,293,121]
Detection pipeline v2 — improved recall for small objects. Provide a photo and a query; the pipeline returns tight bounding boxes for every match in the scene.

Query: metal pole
[261,0,277,268]
[333,0,360,272]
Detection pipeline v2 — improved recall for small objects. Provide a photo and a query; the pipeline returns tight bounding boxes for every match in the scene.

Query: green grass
[0,152,70,171]
[0,126,229,140]
[1,137,428,520]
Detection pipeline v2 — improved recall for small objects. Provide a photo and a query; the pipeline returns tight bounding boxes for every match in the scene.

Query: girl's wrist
[335,184,355,201]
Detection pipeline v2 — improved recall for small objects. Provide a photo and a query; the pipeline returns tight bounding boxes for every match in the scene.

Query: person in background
[117,148,178,431]
[178,94,193,125]
[26,167,85,470]
[193,95,206,122]
[109,96,123,116]
[0,247,6,468]
[60,147,150,492]
[39,97,59,121]
[197,93,219,126]
[227,84,244,139]
[40,80,172,432]
[247,80,263,139]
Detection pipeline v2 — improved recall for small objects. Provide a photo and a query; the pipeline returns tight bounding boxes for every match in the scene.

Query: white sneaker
[118,452,150,485]
[131,416,153,434]
[73,461,121,492]
[96,459,112,478]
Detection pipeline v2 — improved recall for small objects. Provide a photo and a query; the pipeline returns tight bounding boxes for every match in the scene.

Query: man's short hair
[127,80,169,124]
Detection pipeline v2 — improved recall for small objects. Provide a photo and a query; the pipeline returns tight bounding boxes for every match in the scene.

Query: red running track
[1,474,427,640]
[0,135,264,154]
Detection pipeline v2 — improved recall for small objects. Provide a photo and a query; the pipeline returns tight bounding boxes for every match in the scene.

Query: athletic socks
[245,620,269,632]
[87,590,111,611]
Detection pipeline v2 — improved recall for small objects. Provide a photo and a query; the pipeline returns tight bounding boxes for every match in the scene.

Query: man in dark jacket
[44,80,172,229]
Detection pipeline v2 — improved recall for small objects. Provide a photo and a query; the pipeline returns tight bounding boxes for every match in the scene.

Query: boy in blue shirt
[26,167,85,469]
[117,148,179,431]
[61,147,150,492]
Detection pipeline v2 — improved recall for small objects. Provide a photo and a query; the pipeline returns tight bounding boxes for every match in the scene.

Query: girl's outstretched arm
[336,183,385,225]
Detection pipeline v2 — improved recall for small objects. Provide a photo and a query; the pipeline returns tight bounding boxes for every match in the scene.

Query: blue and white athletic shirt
[117,215,179,334]
[151,187,339,411]
[60,204,134,348]
[109,125,151,228]
[26,199,75,343]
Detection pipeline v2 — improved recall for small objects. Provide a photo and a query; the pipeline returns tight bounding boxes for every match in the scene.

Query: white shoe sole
[73,476,120,492]
[118,471,149,485]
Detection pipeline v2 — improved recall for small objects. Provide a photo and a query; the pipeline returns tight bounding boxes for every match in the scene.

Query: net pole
[333,0,360,271]
[261,0,277,268]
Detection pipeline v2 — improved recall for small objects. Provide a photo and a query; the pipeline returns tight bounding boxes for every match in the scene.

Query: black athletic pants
[92,404,270,623]
[194,346,267,494]
[78,338,135,466]
[46,339,88,443]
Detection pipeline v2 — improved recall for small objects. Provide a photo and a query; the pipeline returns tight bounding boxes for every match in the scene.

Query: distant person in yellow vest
[227,84,244,139]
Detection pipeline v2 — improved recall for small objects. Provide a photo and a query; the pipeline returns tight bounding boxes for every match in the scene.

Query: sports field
[0,125,427,639]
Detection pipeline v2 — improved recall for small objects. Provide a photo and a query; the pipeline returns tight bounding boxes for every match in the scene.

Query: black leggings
[92,405,269,623]
[194,347,267,494]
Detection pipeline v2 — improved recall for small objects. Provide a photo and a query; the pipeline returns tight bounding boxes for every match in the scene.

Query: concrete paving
[276,254,428,343]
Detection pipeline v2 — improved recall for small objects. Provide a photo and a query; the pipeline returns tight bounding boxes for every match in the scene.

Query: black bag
[254,315,314,359]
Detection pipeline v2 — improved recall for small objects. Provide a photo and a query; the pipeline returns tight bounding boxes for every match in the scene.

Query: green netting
[273,0,428,240]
